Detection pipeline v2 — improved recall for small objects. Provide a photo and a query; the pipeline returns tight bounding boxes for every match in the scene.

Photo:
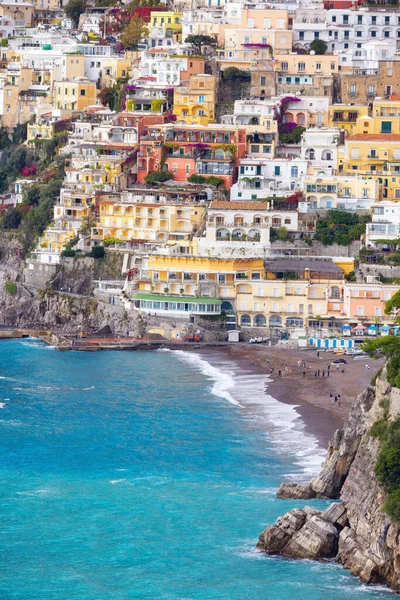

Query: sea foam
[171,350,326,480]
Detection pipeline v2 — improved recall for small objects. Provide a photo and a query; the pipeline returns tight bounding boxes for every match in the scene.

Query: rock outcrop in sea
[258,368,400,592]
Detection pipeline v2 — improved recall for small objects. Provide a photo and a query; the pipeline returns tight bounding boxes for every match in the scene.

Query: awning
[133,293,222,305]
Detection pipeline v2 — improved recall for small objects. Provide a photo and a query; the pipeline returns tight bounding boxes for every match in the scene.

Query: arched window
[215,148,225,159]
[291,165,298,178]
[240,314,251,325]
[269,315,282,327]
[254,314,267,327]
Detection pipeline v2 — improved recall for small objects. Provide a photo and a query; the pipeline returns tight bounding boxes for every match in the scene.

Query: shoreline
[2,329,383,452]
[195,345,383,451]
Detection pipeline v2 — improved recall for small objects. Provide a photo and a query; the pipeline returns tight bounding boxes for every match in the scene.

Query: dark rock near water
[258,367,400,592]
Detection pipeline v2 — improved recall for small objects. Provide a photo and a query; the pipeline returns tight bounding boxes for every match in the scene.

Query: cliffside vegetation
[315,210,370,246]
[370,417,400,521]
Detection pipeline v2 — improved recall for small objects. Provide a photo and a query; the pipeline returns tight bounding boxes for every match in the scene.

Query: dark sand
[199,344,383,449]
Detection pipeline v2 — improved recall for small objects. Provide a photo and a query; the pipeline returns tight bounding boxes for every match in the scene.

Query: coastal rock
[258,366,400,591]
[258,508,339,560]
[276,483,316,499]
[320,502,348,528]
[283,516,339,560]
[257,508,308,553]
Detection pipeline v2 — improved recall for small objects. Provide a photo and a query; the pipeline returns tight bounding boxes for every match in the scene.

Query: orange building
[137,123,247,188]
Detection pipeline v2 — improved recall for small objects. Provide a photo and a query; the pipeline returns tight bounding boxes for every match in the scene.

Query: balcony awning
[133,293,221,304]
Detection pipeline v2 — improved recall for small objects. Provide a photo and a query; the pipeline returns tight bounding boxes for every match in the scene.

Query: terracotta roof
[348,134,400,141]
[389,96,400,101]
[210,201,268,210]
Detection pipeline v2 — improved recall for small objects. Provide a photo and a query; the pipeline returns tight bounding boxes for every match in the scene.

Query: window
[368,85,375,96]
[343,15,349,24]
[298,62,306,72]
[316,62,321,71]
[260,76,266,85]
[274,166,281,176]
[351,148,360,159]
[344,31,349,39]
[247,17,254,27]
[385,16,390,24]
[291,165,298,177]
[384,30,390,38]
[198,95,205,103]
[277,19,284,28]
[262,37,267,45]
[388,68,393,76]
[381,121,392,133]
[370,149,377,158]
[356,31,362,37]
[349,84,357,96]
[299,31,304,40]
[357,306,365,316]
[371,30,377,37]
[371,16,376,24]
[362,188,369,198]
[80,89,85,96]
[357,15,362,24]
[199,81,204,88]
[330,62,336,70]
[314,31,319,39]
[185,164,190,174]
[264,18,270,28]
[281,61,288,71]
[395,189,400,199]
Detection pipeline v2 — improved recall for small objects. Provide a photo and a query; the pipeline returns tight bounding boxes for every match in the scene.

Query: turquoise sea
[0,339,394,599]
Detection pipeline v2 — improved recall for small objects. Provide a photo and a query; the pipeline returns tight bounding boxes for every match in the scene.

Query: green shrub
[89,245,105,259]
[382,488,400,522]
[145,171,173,185]
[4,280,17,296]
[62,248,76,257]
[370,419,387,439]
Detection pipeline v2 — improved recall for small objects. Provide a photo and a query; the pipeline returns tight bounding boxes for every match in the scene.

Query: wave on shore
[167,349,326,481]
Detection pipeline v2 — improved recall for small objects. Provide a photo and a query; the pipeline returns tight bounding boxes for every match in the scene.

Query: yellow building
[53,78,96,111]
[173,74,217,126]
[136,255,264,304]
[328,104,369,135]
[92,201,206,244]
[340,134,400,200]
[235,259,346,329]
[101,57,131,87]
[303,174,379,210]
[27,120,55,142]
[150,11,183,42]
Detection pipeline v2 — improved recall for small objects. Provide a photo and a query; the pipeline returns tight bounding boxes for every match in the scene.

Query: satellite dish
[310,50,316,55]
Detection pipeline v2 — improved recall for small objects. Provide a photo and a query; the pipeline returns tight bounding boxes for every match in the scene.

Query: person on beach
[302,370,306,378]
[315,372,317,378]
[278,370,282,377]
[298,360,301,367]
[338,397,341,407]
[302,360,306,368]
[317,351,320,358]
[317,369,320,377]
[322,370,325,377]
[336,363,339,370]
[327,364,331,373]
[327,369,330,377]
[334,396,338,404]
[270,367,274,374]
[284,363,289,372]
[365,364,370,371]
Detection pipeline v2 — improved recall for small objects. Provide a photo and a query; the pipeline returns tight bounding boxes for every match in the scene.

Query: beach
[199,345,384,449]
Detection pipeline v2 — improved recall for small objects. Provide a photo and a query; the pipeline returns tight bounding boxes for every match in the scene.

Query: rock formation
[258,367,400,592]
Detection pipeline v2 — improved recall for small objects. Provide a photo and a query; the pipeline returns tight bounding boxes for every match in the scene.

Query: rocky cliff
[258,367,400,592]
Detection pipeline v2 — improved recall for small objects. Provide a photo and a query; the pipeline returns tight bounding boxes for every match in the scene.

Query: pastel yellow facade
[101,57,131,87]
[328,105,369,135]
[92,202,205,244]
[54,78,96,111]
[27,121,55,142]
[138,256,264,299]
[173,74,216,126]
[150,11,183,41]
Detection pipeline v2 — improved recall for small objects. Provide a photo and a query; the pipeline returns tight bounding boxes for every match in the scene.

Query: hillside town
[1,0,400,341]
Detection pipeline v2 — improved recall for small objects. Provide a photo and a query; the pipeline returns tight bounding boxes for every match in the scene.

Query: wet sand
[199,345,383,449]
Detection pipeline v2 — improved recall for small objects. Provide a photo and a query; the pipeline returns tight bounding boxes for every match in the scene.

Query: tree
[65,0,86,26]
[120,15,149,50]
[184,34,217,54]
[222,66,251,82]
[2,207,22,229]
[144,171,173,184]
[309,39,328,55]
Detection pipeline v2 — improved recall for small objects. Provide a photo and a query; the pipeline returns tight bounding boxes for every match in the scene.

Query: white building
[231,156,307,201]
[366,201,400,246]
[300,128,339,174]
